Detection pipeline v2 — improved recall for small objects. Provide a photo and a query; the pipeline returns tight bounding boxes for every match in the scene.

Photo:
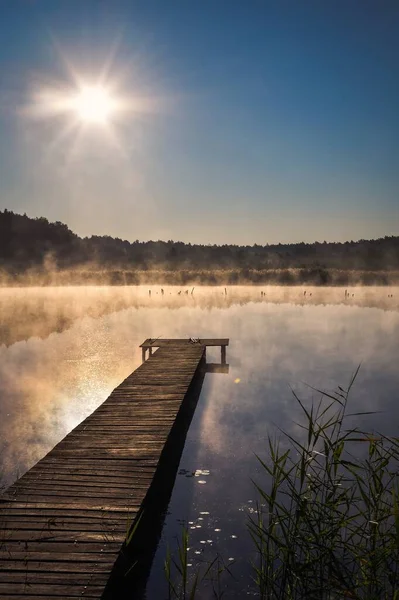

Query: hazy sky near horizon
[0,0,398,245]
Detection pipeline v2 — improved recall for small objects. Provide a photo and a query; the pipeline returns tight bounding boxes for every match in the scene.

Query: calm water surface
[0,285,398,597]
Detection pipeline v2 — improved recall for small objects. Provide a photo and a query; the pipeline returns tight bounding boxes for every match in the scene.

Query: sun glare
[26,49,164,157]
[71,85,116,124]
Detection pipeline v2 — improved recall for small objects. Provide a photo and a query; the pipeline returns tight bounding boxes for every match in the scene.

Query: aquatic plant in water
[249,366,399,599]
[164,526,234,600]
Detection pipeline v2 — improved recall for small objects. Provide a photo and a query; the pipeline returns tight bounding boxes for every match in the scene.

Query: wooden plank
[0,583,105,598]
[24,462,156,473]
[0,560,113,573]
[18,474,153,486]
[140,337,228,347]
[25,467,156,478]
[0,596,100,600]
[0,520,130,532]
[17,464,157,475]
[5,488,146,500]
[1,541,122,553]
[46,448,163,459]
[0,340,206,597]
[0,571,109,583]
[1,530,126,542]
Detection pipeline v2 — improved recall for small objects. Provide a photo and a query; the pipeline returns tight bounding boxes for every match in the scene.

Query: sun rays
[23,42,163,162]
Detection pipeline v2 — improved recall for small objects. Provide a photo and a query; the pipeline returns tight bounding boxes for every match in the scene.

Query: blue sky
[0,0,398,244]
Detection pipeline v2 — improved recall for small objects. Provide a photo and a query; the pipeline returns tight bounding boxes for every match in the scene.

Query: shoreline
[0,267,399,287]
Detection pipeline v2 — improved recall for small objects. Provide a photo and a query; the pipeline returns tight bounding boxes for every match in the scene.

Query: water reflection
[145,296,399,598]
[0,286,398,596]
[0,285,397,346]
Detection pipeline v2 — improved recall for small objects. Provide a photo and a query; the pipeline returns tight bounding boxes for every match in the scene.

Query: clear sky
[0,0,398,244]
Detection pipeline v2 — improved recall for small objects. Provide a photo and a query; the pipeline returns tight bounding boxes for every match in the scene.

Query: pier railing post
[221,345,226,365]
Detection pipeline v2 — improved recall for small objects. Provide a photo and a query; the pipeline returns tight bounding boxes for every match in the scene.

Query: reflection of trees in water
[0,286,398,347]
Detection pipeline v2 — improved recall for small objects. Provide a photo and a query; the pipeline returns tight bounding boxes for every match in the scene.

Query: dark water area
[0,285,399,597]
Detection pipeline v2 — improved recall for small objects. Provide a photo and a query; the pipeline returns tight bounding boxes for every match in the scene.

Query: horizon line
[1,207,398,248]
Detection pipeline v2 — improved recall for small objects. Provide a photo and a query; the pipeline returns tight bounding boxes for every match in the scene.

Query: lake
[0,285,398,598]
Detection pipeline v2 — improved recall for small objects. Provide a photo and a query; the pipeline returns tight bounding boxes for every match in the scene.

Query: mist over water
[0,285,399,596]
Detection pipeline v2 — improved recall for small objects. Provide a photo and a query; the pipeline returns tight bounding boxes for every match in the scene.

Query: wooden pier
[0,338,228,599]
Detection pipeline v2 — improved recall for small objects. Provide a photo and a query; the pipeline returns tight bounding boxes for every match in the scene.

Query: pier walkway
[0,338,228,599]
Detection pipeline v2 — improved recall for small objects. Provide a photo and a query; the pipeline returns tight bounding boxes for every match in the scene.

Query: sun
[70,85,116,124]
[25,50,164,157]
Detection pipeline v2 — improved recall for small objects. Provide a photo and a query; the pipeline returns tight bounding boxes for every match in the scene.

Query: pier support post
[221,345,226,365]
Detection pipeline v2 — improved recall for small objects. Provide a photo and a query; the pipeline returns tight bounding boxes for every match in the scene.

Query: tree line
[0,209,398,277]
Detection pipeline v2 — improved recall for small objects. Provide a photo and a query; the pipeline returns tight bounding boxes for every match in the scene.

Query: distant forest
[0,209,398,285]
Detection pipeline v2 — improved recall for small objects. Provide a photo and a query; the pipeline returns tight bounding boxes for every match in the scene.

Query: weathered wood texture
[140,338,229,348]
[140,339,229,365]
[0,343,207,598]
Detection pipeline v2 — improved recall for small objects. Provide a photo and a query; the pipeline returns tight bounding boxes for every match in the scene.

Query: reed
[163,526,233,600]
[249,367,399,599]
